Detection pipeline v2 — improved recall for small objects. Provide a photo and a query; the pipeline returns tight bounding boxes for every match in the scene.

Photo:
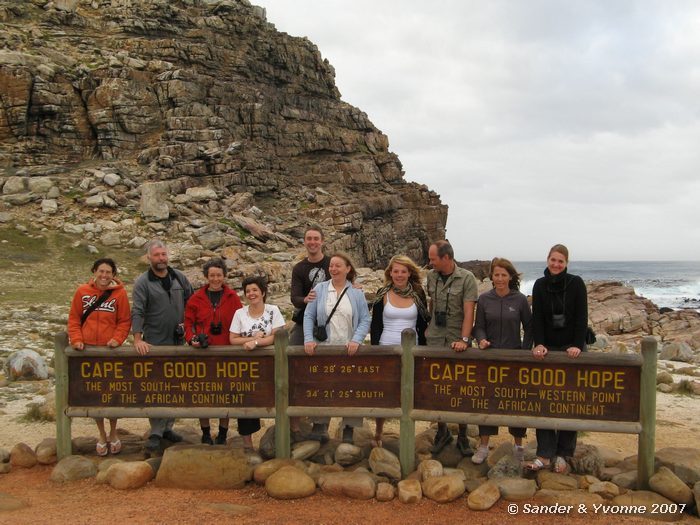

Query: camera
[174,324,185,343]
[552,313,566,329]
[191,333,209,348]
[210,322,222,335]
[435,311,447,327]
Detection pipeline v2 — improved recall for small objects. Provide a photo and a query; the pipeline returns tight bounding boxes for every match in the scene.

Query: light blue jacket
[303,280,371,344]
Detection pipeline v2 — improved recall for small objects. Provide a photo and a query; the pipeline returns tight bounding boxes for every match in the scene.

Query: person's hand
[244,340,258,351]
[566,346,581,358]
[72,342,84,351]
[478,339,491,350]
[135,340,151,356]
[191,339,201,348]
[304,291,317,304]
[106,339,120,348]
[347,341,360,355]
[451,340,468,352]
[532,345,548,360]
[304,342,317,355]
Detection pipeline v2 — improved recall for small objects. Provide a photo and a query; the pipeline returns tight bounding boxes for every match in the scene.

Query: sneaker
[471,445,489,464]
[145,434,161,453]
[308,423,330,444]
[513,445,525,462]
[342,425,354,444]
[162,430,183,443]
[430,430,454,454]
[201,433,213,445]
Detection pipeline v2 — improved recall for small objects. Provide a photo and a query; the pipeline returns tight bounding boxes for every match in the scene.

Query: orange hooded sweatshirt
[67,278,131,346]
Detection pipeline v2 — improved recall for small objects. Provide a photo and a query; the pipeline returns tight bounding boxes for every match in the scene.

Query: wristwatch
[462,336,473,346]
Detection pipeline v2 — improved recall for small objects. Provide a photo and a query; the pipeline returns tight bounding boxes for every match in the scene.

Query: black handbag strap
[81,289,113,326]
[324,286,349,327]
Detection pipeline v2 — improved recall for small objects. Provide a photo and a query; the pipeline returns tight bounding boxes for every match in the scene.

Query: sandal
[524,457,551,471]
[96,441,109,457]
[553,456,568,474]
[110,439,122,455]
[371,434,383,448]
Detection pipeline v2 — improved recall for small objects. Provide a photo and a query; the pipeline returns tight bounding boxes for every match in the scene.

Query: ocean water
[514,261,700,311]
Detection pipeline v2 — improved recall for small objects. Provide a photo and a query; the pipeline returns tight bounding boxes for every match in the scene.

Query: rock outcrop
[0,0,446,270]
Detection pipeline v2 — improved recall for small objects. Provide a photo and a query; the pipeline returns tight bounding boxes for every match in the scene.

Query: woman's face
[491,266,511,291]
[92,263,114,289]
[547,251,568,275]
[390,262,410,288]
[329,256,351,280]
[244,283,264,304]
[206,267,225,291]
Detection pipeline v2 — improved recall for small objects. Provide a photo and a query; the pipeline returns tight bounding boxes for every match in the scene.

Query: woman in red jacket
[184,258,243,444]
[67,258,131,456]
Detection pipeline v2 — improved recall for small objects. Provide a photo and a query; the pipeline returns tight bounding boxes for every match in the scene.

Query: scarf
[373,282,430,322]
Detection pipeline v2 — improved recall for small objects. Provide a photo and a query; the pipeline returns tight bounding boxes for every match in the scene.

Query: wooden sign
[414,357,641,422]
[68,355,275,408]
[288,354,401,408]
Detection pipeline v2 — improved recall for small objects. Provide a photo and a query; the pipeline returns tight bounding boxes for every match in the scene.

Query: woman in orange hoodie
[68,258,131,456]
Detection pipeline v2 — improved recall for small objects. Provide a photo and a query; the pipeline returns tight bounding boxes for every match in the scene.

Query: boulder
[41,199,58,214]
[0,492,28,511]
[258,426,276,459]
[693,481,700,515]
[537,471,579,491]
[155,445,252,489]
[318,471,376,500]
[594,445,625,467]
[27,177,54,194]
[397,479,422,503]
[422,475,465,503]
[2,176,26,194]
[655,447,700,485]
[265,465,316,499]
[570,443,604,477]
[611,491,683,522]
[456,456,490,480]
[611,470,638,490]
[291,440,321,461]
[335,443,364,466]
[660,342,694,362]
[487,453,522,479]
[496,478,537,501]
[103,173,121,187]
[0,464,10,474]
[0,449,9,463]
[649,466,694,505]
[10,443,37,468]
[50,455,97,482]
[35,438,57,465]
[588,480,620,499]
[140,182,170,221]
[4,350,49,380]
[253,459,301,484]
[368,447,401,480]
[186,186,217,201]
[467,480,500,510]
[534,489,604,507]
[418,459,443,481]
[106,461,154,489]
[376,482,395,501]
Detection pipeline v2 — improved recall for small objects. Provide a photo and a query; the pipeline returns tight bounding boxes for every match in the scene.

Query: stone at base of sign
[587,480,620,499]
[466,479,500,510]
[487,454,521,480]
[368,447,401,481]
[422,474,465,503]
[534,489,604,507]
[50,455,97,482]
[335,443,363,466]
[611,491,682,523]
[318,471,376,500]
[649,466,694,505]
[155,445,252,489]
[253,458,305,484]
[418,459,443,481]
[397,479,422,503]
[537,471,579,491]
[496,477,537,501]
[35,438,57,465]
[376,482,395,501]
[570,443,604,477]
[265,465,316,499]
[655,447,700,486]
[456,457,489,480]
[10,443,37,468]
[106,461,154,490]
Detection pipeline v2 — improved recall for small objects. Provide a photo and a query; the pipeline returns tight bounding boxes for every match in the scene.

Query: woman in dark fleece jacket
[526,244,588,473]
[471,257,532,465]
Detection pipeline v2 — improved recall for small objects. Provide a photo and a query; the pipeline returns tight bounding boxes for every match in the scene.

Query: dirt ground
[1,392,700,524]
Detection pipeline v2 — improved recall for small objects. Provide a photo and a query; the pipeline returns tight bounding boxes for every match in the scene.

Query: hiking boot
[145,434,161,453]
[342,425,354,444]
[430,430,453,454]
[308,423,330,444]
[162,430,183,443]
[456,439,473,457]
[201,433,214,445]
[471,445,489,464]
[214,433,228,445]
[513,445,525,462]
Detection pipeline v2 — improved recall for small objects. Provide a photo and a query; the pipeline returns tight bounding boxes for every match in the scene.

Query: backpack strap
[80,289,113,326]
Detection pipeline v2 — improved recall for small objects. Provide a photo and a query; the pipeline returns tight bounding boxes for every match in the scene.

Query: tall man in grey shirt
[132,239,194,454]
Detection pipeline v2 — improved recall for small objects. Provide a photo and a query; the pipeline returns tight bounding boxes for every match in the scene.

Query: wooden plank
[286,407,402,419]
[412,347,643,366]
[274,329,290,459]
[400,328,416,477]
[54,332,71,460]
[638,336,658,489]
[66,407,276,418]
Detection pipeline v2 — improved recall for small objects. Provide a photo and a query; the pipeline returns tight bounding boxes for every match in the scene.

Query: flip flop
[110,439,122,455]
[553,456,568,473]
[96,441,109,457]
[371,435,383,448]
[524,457,551,471]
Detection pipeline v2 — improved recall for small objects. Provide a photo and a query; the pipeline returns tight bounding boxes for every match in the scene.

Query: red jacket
[184,284,242,345]
[67,278,131,346]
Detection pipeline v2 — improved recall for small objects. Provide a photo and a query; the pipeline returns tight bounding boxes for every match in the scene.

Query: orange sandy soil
[1,465,698,525]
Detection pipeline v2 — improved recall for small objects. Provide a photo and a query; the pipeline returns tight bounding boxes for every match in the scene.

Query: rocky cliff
[0,0,447,272]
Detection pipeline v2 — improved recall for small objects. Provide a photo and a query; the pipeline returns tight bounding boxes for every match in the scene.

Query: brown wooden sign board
[288,354,401,408]
[414,357,641,422]
[68,355,275,408]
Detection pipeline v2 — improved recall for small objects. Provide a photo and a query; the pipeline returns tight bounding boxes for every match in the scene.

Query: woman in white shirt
[369,255,429,446]
[229,276,285,452]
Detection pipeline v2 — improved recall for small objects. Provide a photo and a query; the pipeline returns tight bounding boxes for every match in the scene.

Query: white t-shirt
[326,286,354,345]
[229,304,285,336]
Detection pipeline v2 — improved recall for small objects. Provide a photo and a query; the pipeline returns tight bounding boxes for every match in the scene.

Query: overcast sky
[261,1,700,261]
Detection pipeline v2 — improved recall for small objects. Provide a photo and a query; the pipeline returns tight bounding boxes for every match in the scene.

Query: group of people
[68,227,588,473]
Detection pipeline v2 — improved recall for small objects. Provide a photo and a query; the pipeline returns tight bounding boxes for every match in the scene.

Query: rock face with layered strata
[0,0,446,269]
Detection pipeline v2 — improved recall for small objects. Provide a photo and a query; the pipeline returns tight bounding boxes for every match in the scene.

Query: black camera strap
[323,286,349,328]
[80,289,113,326]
